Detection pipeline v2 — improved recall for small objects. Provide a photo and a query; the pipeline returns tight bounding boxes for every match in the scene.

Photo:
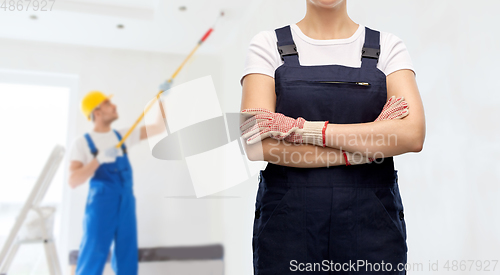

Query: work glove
[374,95,409,121]
[158,80,173,98]
[239,109,328,147]
[96,147,119,164]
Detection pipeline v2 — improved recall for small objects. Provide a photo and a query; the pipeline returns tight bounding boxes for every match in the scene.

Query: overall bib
[76,130,138,275]
[252,26,407,274]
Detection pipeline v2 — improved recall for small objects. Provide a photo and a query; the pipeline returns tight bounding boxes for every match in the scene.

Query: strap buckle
[277,43,298,61]
[361,47,380,60]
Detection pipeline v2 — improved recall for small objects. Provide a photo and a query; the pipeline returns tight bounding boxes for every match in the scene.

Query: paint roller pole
[115,11,224,149]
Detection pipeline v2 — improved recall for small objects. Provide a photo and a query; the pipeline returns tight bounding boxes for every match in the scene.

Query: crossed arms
[240,69,425,168]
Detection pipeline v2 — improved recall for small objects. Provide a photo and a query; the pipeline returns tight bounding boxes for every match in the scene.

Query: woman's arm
[324,69,426,158]
[241,73,347,168]
[246,138,347,168]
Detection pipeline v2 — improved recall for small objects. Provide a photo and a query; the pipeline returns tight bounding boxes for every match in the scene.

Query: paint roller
[115,11,225,149]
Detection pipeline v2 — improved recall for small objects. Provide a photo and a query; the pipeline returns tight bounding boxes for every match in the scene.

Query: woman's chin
[309,0,344,9]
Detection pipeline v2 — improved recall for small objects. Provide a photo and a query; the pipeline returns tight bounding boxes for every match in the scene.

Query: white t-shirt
[69,128,141,165]
[240,23,415,85]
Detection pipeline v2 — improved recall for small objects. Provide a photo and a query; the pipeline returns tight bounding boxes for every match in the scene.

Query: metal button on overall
[251,25,407,274]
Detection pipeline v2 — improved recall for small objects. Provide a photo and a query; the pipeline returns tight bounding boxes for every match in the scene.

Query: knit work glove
[239,108,328,146]
[158,80,173,99]
[96,147,119,164]
[374,95,409,121]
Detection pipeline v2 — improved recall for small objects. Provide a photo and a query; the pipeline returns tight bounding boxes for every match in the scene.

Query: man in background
[68,90,166,275]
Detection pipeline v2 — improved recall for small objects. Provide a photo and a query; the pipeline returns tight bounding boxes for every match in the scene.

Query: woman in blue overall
[239,1,425,274]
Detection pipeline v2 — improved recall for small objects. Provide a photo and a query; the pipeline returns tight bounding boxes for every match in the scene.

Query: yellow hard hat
[81,91,113,121]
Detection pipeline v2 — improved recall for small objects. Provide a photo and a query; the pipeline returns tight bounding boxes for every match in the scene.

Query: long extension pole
[116,11,224,148]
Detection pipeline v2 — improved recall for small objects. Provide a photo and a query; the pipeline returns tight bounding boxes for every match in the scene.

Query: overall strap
[112,129,127,155]
[361,27,381,69]
[84,133,98,157]
[275,25,300,66]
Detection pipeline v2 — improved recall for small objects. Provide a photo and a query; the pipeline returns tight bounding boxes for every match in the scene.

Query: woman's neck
[296,1,358,40]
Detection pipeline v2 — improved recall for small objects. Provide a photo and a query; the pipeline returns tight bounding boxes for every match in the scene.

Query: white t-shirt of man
[69,128,141,166]
[240,23,416,86]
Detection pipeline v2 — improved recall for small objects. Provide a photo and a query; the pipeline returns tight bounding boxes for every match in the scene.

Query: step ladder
[0,145,65,275]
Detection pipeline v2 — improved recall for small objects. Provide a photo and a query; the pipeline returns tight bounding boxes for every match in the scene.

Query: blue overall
[76,130,138,275]
[252,26,407,274]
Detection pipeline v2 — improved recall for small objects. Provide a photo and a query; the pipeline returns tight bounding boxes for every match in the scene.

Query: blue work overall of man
[68,90,166,275]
